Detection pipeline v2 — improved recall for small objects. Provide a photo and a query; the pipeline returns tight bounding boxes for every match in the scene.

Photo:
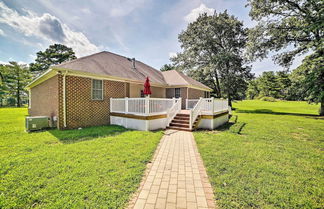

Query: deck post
[172,97,176,106]
[145,96,149,131]
[211,97,214,114]
[145,96,149,115]
[125,97,128,113]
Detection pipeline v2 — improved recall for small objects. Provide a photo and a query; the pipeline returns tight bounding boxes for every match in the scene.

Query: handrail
[186,99,199,109]
[189,98,204,129]
[166,98,181,126]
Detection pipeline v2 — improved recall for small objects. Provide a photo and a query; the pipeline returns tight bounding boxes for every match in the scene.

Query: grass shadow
[48,125,128,144]
[236,109,320,117]
[196,115,246,134]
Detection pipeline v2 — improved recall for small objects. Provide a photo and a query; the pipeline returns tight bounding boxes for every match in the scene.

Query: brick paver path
[128,130,216,209]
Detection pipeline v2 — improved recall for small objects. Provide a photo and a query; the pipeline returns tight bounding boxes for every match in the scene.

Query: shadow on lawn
[197,115,246,134]
[236,108,321,118]
[47,125,128,144]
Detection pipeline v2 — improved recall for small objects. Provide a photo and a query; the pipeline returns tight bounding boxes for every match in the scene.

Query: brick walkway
[128,130,216,209]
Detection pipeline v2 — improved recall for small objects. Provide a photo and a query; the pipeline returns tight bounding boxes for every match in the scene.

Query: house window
[204,91,209,98]
[175,88,181,98]
[92,79,103,100]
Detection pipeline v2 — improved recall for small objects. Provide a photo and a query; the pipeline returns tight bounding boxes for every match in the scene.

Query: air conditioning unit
[26,116,50,132]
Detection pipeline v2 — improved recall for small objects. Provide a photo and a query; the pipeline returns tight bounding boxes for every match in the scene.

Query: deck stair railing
[189,98,204,129]
[187,97,229,129]
[166,98,182,126]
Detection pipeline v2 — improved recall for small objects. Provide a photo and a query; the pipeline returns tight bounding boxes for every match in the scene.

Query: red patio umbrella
[143,77,151,96]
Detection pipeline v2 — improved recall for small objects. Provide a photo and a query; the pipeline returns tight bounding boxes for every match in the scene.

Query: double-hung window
[92,79,103,100]
[175,88,181,98]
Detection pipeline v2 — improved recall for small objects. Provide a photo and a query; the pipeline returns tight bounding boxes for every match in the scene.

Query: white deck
[110,97,230,131]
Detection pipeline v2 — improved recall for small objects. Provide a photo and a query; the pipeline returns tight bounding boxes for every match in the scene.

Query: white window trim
[91,79,104,100]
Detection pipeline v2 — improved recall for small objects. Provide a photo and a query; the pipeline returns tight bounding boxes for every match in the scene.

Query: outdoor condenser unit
[25,116,50,131]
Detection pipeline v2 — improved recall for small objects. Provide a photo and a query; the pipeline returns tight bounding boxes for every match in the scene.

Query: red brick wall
[58,75,126,129]
[28,75,59,118]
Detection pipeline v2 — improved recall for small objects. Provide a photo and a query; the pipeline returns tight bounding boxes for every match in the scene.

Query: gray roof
[54,51,167,85]
[53,51,211,90]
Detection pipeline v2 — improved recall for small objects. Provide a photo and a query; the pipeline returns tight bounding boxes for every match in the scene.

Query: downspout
[63,70,68,128]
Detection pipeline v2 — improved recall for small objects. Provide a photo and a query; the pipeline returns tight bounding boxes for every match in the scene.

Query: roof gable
[161,70,211,90]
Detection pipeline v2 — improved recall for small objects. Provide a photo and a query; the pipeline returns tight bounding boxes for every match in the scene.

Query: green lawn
[194,100,324,208]
[0,108,163,208]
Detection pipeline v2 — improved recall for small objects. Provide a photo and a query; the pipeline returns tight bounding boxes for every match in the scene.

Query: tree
[30,44,76,75]
[276,71,291,99]
[247,0,323,114]
[289,52,324,115]
[160,64,174,72]
[0,64,9,106]
[246,79,259,99]
[172,11,253,106]
[258,71,281,98]
[5,62,31,107]
[247,0,323,65]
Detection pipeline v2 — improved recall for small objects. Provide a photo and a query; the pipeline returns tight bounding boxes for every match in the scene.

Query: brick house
[27,51,216,130]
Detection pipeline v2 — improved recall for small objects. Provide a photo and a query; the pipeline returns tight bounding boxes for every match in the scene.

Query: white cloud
[0,2,99,57]
[169,52,177,59]
[0,60,28,65]
[0,29,5,36]
[184,3,214,23]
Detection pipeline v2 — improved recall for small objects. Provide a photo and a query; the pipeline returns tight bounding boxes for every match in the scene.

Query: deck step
[174,116,189,120]
[169,122,189,128]
[175,114,190,118]
[171,119,189,124]
[167,126,192,132]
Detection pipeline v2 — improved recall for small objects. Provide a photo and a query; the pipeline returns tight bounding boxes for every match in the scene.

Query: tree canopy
[160,64,174,72]
[30,44,76,75]
[172,11,253,106]
[0,62,31,107]
[247,0,323,66]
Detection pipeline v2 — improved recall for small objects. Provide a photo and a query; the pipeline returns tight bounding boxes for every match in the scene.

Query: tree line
[162,0,323,115]
[0,44,76,107]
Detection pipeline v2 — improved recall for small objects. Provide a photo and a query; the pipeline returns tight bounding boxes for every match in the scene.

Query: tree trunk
[17,79,20,107]
[213,69,222,97]
[225,62,231,107]
[320,99,324,116]
[227,91,232,107]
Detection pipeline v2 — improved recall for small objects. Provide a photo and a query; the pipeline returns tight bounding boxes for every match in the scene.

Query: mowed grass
[0,108,163,208]
[194,100,324,208]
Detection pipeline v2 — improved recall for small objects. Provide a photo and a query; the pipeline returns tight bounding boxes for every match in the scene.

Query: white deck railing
[186,99,199,109]
[110,97,176,115]
[186,98,228,113]
[187,98,229,130]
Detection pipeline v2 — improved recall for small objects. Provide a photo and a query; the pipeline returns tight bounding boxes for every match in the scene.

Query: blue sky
[0,0,304,75]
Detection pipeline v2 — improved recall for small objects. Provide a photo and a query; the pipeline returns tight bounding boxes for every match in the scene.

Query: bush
[259,96,276,102]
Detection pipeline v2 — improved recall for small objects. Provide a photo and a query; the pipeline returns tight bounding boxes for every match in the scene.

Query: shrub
[259,96,276,102]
